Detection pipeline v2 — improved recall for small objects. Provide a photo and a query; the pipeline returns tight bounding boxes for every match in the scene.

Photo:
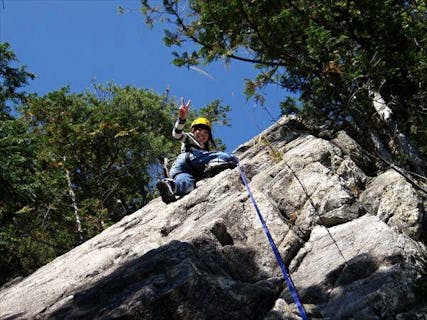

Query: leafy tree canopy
[141,0,426,171]
[1,52,231,284]
[0,42,35,117]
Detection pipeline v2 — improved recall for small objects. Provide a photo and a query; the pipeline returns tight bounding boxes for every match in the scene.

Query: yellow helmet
[191,117,211,130]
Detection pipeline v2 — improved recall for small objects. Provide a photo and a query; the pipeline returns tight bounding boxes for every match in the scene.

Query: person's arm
[172,117,187,142]
[172,98,191,142]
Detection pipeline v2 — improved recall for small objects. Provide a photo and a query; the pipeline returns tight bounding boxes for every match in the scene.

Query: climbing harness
[238,164,308,320]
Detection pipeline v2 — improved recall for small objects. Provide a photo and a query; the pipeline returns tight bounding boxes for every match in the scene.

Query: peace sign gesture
[178,97,191,120]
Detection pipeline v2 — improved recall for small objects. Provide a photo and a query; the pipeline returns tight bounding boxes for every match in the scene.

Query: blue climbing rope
[238,164,308,320]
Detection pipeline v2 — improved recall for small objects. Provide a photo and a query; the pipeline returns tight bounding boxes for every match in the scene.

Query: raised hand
[178,97,191,120]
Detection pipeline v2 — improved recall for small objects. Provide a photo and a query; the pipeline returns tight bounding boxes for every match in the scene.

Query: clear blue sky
[1,0,287,152]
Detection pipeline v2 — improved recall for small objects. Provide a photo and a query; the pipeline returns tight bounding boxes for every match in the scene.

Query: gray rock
[360,169,424,239]
[1,116,425,320]
[290,214,423,319]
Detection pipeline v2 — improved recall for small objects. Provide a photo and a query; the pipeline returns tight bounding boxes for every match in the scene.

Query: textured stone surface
[0,116,426,320]
[360,169,424,238]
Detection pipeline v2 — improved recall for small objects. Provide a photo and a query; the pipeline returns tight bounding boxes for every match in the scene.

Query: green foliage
[0,43,64,285]
[0,43,232,286]
[0,42,35,116]
[0,83,180,285]
[22,84,178,223]
[141,0,427,168]
[280,97,300,115]
[256,135,283,163]
[198,99,231,127]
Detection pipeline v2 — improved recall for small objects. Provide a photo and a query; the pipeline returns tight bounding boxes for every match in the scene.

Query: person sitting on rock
[156,98,238,204]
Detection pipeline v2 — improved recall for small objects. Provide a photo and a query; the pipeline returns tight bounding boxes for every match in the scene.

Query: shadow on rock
[46,238,282,320]
[285,252,422,319]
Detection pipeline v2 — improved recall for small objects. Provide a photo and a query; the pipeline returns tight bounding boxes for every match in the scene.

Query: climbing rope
[238,164,308,320]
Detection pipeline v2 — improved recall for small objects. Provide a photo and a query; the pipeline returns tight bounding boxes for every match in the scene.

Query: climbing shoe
[204,159,237,177]
[156,179,177,204]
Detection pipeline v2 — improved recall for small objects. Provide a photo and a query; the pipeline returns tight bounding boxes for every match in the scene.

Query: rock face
[1,116,426,319]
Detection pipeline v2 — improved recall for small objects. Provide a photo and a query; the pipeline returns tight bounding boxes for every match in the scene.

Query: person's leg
[169,153,188,178]
[173,172,196,196]
[210,151,239,164]
[191,151,238,168]
[156,178,177,204]
[169,153,196,195]
[190,151,238,177]
[157,153,198,203]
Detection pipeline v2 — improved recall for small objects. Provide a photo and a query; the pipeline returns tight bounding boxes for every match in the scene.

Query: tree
[197,98,232,150]
[0,42,233,285]
[0,42,45,284]
[1,83,177,285]
[140,0,426,173]
[0,42,34,117]
[0,42,37,220]
[21,83,231,238]
[21,85,175,234]
[0,43,75,285]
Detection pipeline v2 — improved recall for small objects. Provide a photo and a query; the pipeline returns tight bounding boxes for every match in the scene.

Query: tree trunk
[369,89,425,175]
[63,155,84,243]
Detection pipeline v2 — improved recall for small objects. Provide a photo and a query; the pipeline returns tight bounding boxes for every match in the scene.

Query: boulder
[1,116,425,319]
